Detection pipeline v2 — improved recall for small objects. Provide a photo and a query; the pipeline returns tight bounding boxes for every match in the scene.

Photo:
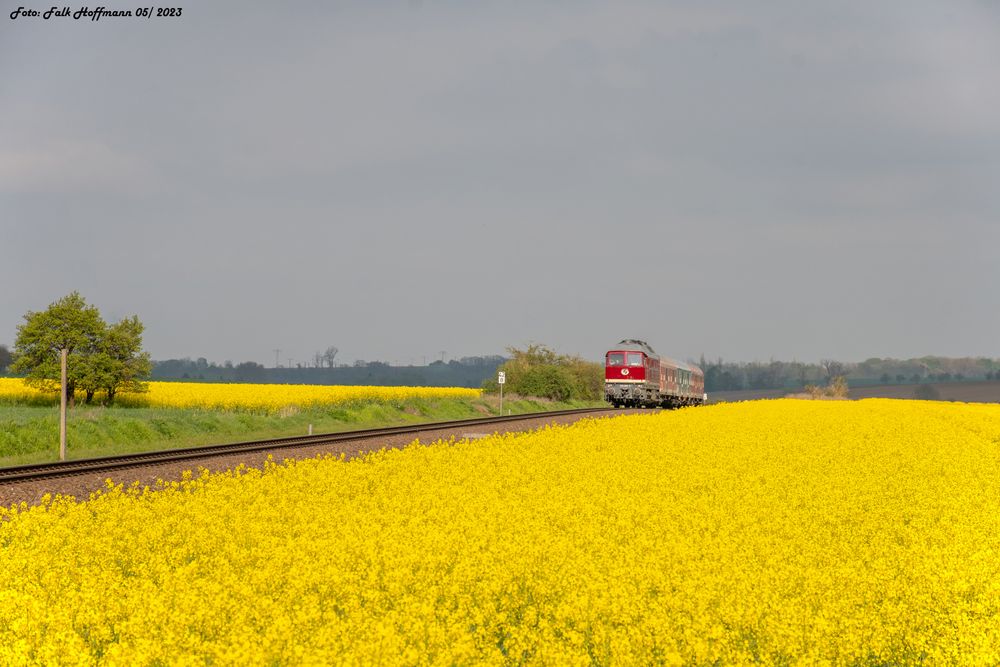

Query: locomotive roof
[607,339,703,374]
[613,339,657,354]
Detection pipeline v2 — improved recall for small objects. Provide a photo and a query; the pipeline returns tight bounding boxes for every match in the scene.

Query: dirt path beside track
[0,409,651,508]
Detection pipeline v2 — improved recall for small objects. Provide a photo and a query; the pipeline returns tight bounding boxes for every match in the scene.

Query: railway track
[0,407,620,485]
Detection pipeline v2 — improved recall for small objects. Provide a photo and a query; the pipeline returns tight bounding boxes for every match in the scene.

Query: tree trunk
[85,390,95,404]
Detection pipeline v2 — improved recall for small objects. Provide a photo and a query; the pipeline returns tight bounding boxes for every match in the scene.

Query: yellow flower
[0,377,479,412]
[1,399,999,664]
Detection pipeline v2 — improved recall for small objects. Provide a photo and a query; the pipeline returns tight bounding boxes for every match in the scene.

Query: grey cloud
[1,0,998,365]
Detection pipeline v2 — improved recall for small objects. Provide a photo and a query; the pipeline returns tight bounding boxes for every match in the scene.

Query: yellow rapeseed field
[0,377,479,411]
[0,377,46,404]
[2,399,1000,664]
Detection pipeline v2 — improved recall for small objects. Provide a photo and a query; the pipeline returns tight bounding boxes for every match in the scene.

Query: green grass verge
[0,396,606,467]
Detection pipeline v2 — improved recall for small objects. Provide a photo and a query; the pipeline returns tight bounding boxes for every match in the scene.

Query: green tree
[235,361,267,382]
[485,344,602,401]
[103,315,151,403]
[517,365,577,401]
[11,292,105,404]
[0,344,12,373]
[12,293,151,406]
[562,355,604,400]
[78,316,152,404]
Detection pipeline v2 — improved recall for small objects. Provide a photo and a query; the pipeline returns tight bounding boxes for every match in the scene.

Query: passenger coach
[604,339,706,408]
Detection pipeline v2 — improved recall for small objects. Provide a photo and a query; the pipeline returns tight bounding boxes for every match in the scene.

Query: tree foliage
[11,293,104,400]
[11,293,150,405]
[0,344,12,374]
[78,316,152,404]
[484,344,603,401]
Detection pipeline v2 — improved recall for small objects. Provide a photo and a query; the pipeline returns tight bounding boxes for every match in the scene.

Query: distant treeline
[0,345,12,374]
[700,356,1000,392]
[5,343,999,393]
[149,355,507,388]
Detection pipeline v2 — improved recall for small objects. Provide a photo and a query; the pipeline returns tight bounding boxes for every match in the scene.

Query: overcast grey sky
[2,1,998,366]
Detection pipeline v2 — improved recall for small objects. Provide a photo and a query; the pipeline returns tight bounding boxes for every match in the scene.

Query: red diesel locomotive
[604,339,706,408]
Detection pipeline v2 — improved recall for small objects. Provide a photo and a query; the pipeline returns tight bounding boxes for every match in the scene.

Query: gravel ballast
[0,410,648,508]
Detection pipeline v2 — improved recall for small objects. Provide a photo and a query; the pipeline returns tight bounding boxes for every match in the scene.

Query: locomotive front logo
[604,339,706,408]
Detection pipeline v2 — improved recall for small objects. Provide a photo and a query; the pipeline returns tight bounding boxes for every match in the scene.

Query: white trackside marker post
[498,371,506,415]
[60,347,67,461]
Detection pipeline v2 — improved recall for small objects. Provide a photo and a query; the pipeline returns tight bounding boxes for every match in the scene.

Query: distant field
[709,380,1000,404]
[849,380,1000,402]
[0,378,480,411]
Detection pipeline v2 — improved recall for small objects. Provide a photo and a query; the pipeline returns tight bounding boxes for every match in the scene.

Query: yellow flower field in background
[0,378,38,404]
[0,377,479,411]
[3,399,1000,664]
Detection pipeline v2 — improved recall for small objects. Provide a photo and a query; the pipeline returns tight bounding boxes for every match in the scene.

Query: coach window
[627,352,643,366]
[607,353,625,366]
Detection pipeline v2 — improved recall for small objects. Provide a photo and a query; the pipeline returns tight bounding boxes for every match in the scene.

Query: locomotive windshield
[627,352,644,366]
[607,353,625,366]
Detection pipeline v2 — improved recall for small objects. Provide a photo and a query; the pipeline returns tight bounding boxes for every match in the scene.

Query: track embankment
[0,408,646,508]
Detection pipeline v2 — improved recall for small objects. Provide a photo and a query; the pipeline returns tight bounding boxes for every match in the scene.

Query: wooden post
[60,347,67,461]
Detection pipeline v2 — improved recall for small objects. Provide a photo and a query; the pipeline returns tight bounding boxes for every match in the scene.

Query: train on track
[604,339,706,408]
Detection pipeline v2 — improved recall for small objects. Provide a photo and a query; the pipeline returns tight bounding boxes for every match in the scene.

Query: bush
[517,365,576,401]
[828,376,849,398]
[804,376,849,400]
[484,344,603,401]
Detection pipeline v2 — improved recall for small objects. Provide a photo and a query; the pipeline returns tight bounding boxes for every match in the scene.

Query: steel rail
[0,407,621,484]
